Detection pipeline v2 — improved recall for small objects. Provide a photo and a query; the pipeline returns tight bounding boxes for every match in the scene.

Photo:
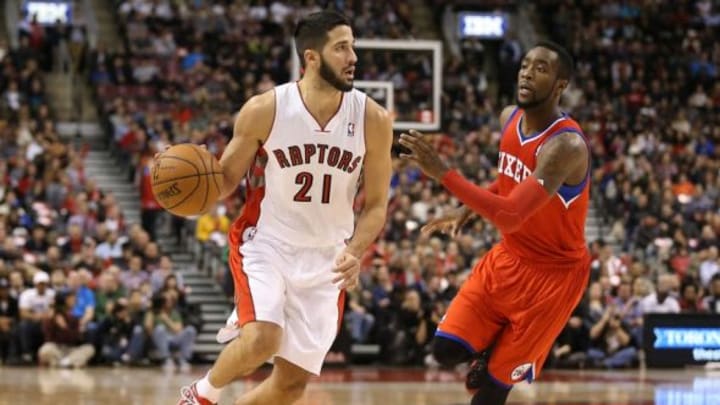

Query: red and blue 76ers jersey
[496,107,590,267]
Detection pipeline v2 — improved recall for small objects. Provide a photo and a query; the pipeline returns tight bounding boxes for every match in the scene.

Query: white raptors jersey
[252,82,367,247]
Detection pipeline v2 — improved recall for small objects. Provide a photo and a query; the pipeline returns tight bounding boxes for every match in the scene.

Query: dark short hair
[294,11,352,67]
[533,40,574,80]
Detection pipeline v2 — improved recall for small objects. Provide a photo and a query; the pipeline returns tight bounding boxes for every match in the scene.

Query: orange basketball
[151,144,224,217]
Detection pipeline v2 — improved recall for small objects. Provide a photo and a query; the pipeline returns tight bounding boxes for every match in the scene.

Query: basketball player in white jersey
[177,11,393,405]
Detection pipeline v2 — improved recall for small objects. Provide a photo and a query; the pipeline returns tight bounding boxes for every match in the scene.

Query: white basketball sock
[196,371,223,403]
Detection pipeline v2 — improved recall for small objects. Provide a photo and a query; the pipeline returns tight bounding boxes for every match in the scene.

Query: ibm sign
[645,314,720,367]
[24,1,72,25]
[458,13,507,39]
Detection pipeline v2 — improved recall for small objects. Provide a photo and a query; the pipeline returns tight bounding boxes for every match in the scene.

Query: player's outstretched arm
[441,132,587,233]
[436,105,516,234]
[217,90,275,199]
[400,130,587,234]
[346,98,393,257]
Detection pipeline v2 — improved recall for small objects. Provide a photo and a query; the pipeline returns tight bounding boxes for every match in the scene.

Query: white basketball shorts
[228,227,346,375]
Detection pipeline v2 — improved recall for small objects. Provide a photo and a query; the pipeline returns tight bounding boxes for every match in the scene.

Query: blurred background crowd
[0,0,718,371]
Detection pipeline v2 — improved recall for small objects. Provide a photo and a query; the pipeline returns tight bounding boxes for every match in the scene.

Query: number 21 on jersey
[293,172,332,204]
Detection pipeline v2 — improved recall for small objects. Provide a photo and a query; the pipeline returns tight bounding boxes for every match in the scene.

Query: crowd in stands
[92,0,720,370]
[528,0,720,369]
[0,13,199,369]
[90,0,461,367]
[325,0,720,370]
[3,0,718,372]
[92,0,426,365]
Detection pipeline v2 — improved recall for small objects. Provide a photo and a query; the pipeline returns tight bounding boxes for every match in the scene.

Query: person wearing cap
[17,271,55,363]
[0,277,19,364]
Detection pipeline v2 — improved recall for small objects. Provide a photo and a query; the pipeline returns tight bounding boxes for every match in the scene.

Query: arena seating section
[0,0,718,369]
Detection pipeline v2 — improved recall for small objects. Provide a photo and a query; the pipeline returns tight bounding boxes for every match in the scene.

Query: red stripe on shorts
[336,289,346,333]
[229,241,255,325]
[228,183,265,326]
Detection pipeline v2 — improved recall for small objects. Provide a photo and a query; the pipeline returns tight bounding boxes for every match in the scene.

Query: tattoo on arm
[533,132,588,195]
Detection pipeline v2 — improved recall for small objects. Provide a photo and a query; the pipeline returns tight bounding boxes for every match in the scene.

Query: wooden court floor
[0,365,718,405]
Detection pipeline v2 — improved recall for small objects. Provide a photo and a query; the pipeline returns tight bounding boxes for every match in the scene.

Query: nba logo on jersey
[347,123,355,137]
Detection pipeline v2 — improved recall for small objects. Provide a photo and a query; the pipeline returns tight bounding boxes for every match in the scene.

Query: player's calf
[465,354,489,392]
[432,335,503,401]
[272,376,308,403]
[187,322,282,404]
[469,373,511,405]
[455,352,510,404]
[234,357,311,405]
[213,323,281,385]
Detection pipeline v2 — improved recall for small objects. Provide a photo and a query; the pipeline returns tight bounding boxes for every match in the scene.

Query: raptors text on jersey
[232,83,368,248]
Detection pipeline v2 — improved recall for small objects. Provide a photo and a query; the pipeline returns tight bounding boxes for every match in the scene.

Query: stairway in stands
[585,204,602,243]
[586,201,617,249]
[153,233,228,361]
[78,137,227,361]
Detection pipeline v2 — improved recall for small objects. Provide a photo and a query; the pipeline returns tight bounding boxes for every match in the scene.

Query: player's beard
[516,87,554,109]
[517,77,559,109]
[319,56,353,92]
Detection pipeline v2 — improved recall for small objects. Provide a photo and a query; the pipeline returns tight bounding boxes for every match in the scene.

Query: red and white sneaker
[177,382,215,405]
[216,308,241,344]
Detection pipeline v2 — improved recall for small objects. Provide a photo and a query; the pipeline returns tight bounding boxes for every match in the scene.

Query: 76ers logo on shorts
[511,363,533,382]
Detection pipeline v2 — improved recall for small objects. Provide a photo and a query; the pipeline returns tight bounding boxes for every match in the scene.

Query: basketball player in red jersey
[400,41,590,405]
[176,11,393,405]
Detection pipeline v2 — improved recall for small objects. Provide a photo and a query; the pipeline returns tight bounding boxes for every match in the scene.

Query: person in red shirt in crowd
[137,144,162,240]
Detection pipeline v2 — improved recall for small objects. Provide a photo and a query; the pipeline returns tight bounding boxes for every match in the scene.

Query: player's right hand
[332,250,361,290]
[420,206,473,238]
[153,144,171,160]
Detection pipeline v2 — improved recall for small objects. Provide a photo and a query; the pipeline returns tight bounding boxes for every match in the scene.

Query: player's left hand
[399,129,450,181]
[332,251,360,290]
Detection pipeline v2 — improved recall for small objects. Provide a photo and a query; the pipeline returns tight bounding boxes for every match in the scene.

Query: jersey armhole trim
[501,107,520,134]
[537,127,590,205]
[265,87,278,145]
[362,92,369,141]
[246,88,277,193]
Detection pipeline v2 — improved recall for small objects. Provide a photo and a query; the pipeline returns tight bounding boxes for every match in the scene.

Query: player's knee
[244,321,282,359]
[432,336,473,367]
